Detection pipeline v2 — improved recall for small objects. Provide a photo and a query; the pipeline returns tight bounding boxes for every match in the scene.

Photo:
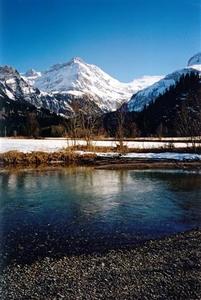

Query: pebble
[0,229,201,300]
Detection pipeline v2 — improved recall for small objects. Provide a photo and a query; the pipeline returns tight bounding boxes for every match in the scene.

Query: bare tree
[79,110,97,149]
[68,103,98,150]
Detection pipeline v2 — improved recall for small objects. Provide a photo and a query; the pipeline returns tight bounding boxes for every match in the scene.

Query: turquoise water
[0,167,201,265]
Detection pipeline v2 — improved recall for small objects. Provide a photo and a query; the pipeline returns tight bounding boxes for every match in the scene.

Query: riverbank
[1,150,201,170]
[1,229,200,300]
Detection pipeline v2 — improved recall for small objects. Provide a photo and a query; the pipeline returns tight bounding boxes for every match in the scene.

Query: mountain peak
[69,57,85,64]
[187,52,201,66]
[25,68,39,77]
[0,65,18,75]
[48,57,85,72]
[0,65,20,81]
[22,58,162,112]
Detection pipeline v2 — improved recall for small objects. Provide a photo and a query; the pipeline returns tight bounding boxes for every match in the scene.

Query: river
[0,167,201,266]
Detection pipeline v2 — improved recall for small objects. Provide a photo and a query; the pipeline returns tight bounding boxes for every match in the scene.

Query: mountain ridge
[22,57,163,112]
[0,53,200,120]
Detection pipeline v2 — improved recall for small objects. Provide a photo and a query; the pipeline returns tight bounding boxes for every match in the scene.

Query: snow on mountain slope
[0,65,103,117]
[25,57,162,112]
[188,52,201,66]
[130,75,163,92]
[22,69,41,86]
[127,59,201,112]
[1,60,162,118]
[0,66,75,116]
[0,66,43,107]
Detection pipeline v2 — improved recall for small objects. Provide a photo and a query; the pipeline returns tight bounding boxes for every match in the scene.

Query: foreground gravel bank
[0,229,201,300]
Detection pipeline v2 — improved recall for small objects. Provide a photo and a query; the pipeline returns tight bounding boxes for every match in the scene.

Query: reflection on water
[0,168,201,266]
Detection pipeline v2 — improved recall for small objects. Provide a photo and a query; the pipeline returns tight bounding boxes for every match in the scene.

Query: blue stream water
[0,167,201,266]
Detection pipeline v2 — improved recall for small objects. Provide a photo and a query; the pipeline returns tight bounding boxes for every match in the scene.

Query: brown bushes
[0,150,97,166]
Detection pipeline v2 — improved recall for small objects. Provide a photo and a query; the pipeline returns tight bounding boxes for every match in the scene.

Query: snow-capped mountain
[127,53,201,112]
[0,66,43,107]
[23,57,162,112]
[0,65,102,117]
[1,54,200,118]
[0,66,73,116]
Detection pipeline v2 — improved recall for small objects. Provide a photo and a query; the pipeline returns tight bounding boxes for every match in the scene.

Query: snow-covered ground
[0,138,200,157]
[120,152,201,161]
[74,151,201,161]
[0,138,81,153]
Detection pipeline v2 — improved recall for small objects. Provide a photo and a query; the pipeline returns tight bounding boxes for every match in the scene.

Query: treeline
[0,98,68,137]
[0,97,104,138]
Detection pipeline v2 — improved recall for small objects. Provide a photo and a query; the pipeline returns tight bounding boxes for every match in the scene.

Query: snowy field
[0,137,200,154]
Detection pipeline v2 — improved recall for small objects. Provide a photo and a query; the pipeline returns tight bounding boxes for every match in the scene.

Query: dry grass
[63,144,201,154]
[0,150,97,166]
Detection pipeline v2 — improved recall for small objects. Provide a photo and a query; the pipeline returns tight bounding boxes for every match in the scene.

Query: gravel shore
[0,229,201,300]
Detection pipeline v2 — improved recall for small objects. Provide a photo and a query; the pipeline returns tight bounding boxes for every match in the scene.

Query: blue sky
[0,0,200,81]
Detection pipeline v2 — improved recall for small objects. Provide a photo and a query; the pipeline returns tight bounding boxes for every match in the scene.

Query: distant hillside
[137,71,201,136]
[103,72,201,137]
[0,96,103,138]
[0,97,68,137]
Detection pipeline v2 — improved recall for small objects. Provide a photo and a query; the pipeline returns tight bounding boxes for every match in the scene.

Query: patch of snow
[120,152,201,161]
[189,64,201,72]
[130,75,164,92]
[4,89,15,100]
[76,151,201,161]
[60,90,85,97]
[22,69,42,86]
